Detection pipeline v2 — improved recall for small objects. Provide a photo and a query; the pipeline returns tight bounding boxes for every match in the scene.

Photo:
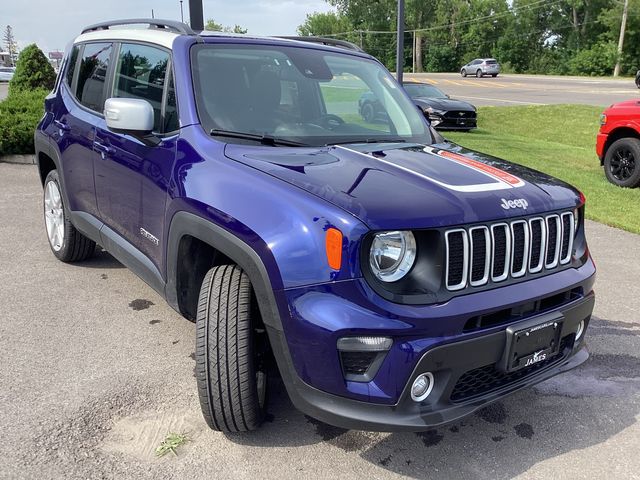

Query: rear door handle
[93,141,115,157]
[54,120,70,131]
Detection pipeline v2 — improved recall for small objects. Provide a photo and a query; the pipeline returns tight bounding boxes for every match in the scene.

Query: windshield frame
[189,41,435,147]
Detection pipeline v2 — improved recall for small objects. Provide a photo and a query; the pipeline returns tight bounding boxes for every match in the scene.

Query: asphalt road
[1,162,639,480]
[404,72,640,107]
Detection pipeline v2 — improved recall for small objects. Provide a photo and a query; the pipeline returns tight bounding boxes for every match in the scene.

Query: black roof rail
[81,18,195,35]
[277,36,364,53]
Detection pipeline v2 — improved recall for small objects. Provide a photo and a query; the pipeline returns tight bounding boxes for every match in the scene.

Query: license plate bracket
[498,313,564,373]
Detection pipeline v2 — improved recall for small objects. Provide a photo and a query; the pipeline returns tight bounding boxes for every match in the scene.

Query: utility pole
[613,0,629,77]
[180,1,184,23]
[396,0,405,84]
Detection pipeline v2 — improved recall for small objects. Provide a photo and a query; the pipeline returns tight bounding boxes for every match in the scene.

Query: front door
[93,42,178,271]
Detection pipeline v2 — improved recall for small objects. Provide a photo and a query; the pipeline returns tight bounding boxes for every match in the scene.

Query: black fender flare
[165,211,284,332]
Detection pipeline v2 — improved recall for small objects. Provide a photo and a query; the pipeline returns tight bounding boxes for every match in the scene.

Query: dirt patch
[102,410,204,461]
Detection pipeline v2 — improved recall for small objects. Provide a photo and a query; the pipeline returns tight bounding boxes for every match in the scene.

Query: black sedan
[358,81,477,131]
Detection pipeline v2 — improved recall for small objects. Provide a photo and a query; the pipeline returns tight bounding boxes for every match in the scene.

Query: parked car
[635,69,640,89]
[358,82,477,131]
[460,58,500,77]
[404,81,477,131]
[597,100,640,187]
[36,19,595,434]
[0,66,15,82]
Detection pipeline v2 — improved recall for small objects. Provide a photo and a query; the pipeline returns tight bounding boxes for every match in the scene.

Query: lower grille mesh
[450,336,572,402]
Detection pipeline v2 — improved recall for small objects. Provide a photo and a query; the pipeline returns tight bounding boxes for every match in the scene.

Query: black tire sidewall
[461,69,467,77]
[362,103,374,123]
[476,69,483,78]
[195,265,265,432]
[604,137,640,188]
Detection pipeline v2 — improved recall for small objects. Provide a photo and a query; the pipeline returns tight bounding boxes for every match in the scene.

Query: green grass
[155,432,188,457]
[445,104,640,234]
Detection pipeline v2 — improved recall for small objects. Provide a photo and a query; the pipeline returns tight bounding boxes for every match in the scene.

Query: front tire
[361,102,375,123]
[604,137,640,187]
[195,265,268,432]
[43,170,95,262]
[461,69,467,77]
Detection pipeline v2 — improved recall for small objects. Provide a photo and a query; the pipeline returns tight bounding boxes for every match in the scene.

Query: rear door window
[76,43,113,112]
[113,43,170,133]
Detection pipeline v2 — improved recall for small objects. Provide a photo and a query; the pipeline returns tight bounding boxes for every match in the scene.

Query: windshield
[191,43,432,146]
[403,83,446,99]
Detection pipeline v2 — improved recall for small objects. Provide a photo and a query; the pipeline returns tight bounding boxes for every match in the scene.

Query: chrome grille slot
[445,229,469,291]
[510,220,529,278]
[528,218,546,273]
[545,215,561,269]
[444,211,575,292]
[491,224,510,282]
[560,212,574,264]
[469,226,490,286]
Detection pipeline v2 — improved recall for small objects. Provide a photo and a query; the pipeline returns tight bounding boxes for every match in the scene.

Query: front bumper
[270,292,593,431]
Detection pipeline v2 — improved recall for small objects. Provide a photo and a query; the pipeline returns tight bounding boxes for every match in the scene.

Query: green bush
[9,44,56,94]
[567,42,618,76]
[0,88,48,155]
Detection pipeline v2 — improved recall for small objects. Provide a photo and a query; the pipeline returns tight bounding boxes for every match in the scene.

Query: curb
[0,154,36,165]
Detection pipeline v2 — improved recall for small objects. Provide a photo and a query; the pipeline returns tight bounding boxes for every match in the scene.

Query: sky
[2,0,335,54]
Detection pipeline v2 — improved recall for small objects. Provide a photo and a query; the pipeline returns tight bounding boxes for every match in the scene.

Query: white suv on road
[460,58,500,78]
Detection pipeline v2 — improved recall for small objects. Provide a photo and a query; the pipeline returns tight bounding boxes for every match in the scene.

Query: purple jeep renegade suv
[34,19,595,433]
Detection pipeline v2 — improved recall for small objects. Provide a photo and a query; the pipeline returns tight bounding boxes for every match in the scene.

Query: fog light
[410,372,434,402]
[576,320,585,341]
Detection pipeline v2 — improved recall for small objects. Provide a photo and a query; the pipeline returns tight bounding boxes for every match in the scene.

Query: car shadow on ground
[79,248,126,269]
[229,315,640,479]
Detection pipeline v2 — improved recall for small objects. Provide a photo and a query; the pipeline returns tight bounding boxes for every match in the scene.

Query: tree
[9,44,56,93]
[3,25,18,66]
[205,19,247,34]
[297,12,352,36]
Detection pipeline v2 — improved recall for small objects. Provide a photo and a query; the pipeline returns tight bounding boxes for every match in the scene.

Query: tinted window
[76,43,112,112]
[164,71,178,133]
[113,43,169,132]
[486,60,498,64]
[65,46,79,87]
[191,44,431,146]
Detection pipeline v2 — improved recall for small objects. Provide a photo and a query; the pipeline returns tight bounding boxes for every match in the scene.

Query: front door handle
[94,141,115,157]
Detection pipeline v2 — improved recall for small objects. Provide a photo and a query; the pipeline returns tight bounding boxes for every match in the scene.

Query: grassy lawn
[445,105,640,234]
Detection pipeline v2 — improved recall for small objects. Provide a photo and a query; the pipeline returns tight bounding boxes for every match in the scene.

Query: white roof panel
[75,28,179,49]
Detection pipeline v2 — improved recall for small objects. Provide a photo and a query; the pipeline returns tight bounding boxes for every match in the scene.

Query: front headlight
[369,231,417,282]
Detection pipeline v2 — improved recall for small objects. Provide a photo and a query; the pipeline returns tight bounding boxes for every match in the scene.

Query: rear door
[49,42,114,217]
[93,42,178,270]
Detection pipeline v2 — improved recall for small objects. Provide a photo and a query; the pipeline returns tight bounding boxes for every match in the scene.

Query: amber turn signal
[325,228,343,270]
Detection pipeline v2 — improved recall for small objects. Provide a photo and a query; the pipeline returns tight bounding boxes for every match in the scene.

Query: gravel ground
[0,163,639,480]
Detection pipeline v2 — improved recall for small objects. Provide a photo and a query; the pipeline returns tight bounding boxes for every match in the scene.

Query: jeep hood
[224,142,581,230]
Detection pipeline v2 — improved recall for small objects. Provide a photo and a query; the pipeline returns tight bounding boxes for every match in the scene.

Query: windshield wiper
[210,129,306,147]
[327,138,408,146]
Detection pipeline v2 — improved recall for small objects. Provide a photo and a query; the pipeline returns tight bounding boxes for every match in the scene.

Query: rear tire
[491,74,498,77]
[43,170,95,262]
[476,69,483,78]
[604,137,640,188]
[195,265,268,432]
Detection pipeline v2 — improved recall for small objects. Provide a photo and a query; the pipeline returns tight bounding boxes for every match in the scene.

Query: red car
[597,100,640,187]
